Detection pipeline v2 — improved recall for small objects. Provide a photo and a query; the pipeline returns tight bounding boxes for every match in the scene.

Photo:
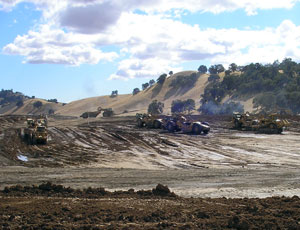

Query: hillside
[1,70,256,117]
[57,58,300,117]
[55,71,232,116]
[0,98,64,116]
[7,57,300,117]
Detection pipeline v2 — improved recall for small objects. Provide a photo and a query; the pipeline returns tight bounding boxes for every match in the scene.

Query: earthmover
[80,111,101,119]
[136,113,163,129]
[80,107,114,118]
[232,112,257,130]
[166,114,210,134]
[24,118,48,144]
[98,107,114,117]
[255,114,289,134]
[232,112,289,134]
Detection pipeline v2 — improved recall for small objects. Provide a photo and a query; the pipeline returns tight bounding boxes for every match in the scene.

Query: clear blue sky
[1,0,300,102]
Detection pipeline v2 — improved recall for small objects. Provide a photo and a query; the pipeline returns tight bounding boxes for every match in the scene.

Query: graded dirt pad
[1,115,300,229]
[1,114,300,170]
[1,115,300,198]
[1,183,300,230]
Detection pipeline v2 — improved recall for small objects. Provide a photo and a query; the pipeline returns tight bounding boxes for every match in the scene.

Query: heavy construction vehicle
[232,112,256,130]
[80,107,114,118]
[98,107,114,117]
[136,113,163,129]
[80,111,100,119]
[166,114,210,134]
[24,118,48,144]
[232,112,289,134]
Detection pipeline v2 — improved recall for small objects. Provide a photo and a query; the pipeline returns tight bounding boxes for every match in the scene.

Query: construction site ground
[1,114,300,229]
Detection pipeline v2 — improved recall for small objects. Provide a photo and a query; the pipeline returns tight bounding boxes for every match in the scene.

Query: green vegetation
[164,72,200,100]
[208,64,225,74]
[16,100,24,107]
[151,74,167,98]
[200,58,300,114]
[0,89,28,106]
[149,79,155,86]
[198,65,207,74]
[148,100,164,114]
[157,73,167,84]
[33,101,43,108]
[47,99,58,103]
[142,83,149,90]
[48,109,55,115]
[169,72,199,89]
[110,90,118,98]
[171,99,195,114]
[207,74,220,82]
[132,88,140,95]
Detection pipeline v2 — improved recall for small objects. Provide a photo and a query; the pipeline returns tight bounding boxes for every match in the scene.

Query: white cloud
[109,58,182,80]
[59,2,122,34]
[3,25,118,65]
[1,0,300,14]
[107,17,300,79]
[1,0,300,79]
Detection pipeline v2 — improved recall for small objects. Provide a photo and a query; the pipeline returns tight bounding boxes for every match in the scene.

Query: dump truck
[165,114,210,134]
[136,113,163,129]
[23,118,48,144]
[232,112,289,134]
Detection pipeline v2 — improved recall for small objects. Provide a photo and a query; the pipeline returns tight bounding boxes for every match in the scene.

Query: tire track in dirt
[2,115,300,170]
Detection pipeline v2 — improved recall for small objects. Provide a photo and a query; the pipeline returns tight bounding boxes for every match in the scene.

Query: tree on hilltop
[157,73,167,84]
[132,88,140,95]
[198,65,207,74]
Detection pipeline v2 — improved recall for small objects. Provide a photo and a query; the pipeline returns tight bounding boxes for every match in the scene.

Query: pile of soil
[1,182,176,199]
[1,183,300,230]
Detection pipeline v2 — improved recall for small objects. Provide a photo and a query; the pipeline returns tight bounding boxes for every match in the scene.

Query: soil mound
[1,182,177,199]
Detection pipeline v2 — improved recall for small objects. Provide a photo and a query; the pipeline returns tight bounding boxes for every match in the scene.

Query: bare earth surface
[1,115,300,229]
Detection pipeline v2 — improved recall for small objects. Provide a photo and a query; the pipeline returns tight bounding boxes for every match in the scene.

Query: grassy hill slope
[0,99,64,115]
[55,71,215,116]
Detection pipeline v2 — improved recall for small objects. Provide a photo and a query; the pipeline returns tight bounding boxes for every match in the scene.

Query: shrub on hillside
[148,100,164,114]
[16,100,24,107]
[169,73,198,89]
[171,99,195,114]
[33,101,43,108]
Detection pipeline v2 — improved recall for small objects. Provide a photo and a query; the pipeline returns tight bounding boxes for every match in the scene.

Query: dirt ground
[1,183,300,230]
[1,114,300,229]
